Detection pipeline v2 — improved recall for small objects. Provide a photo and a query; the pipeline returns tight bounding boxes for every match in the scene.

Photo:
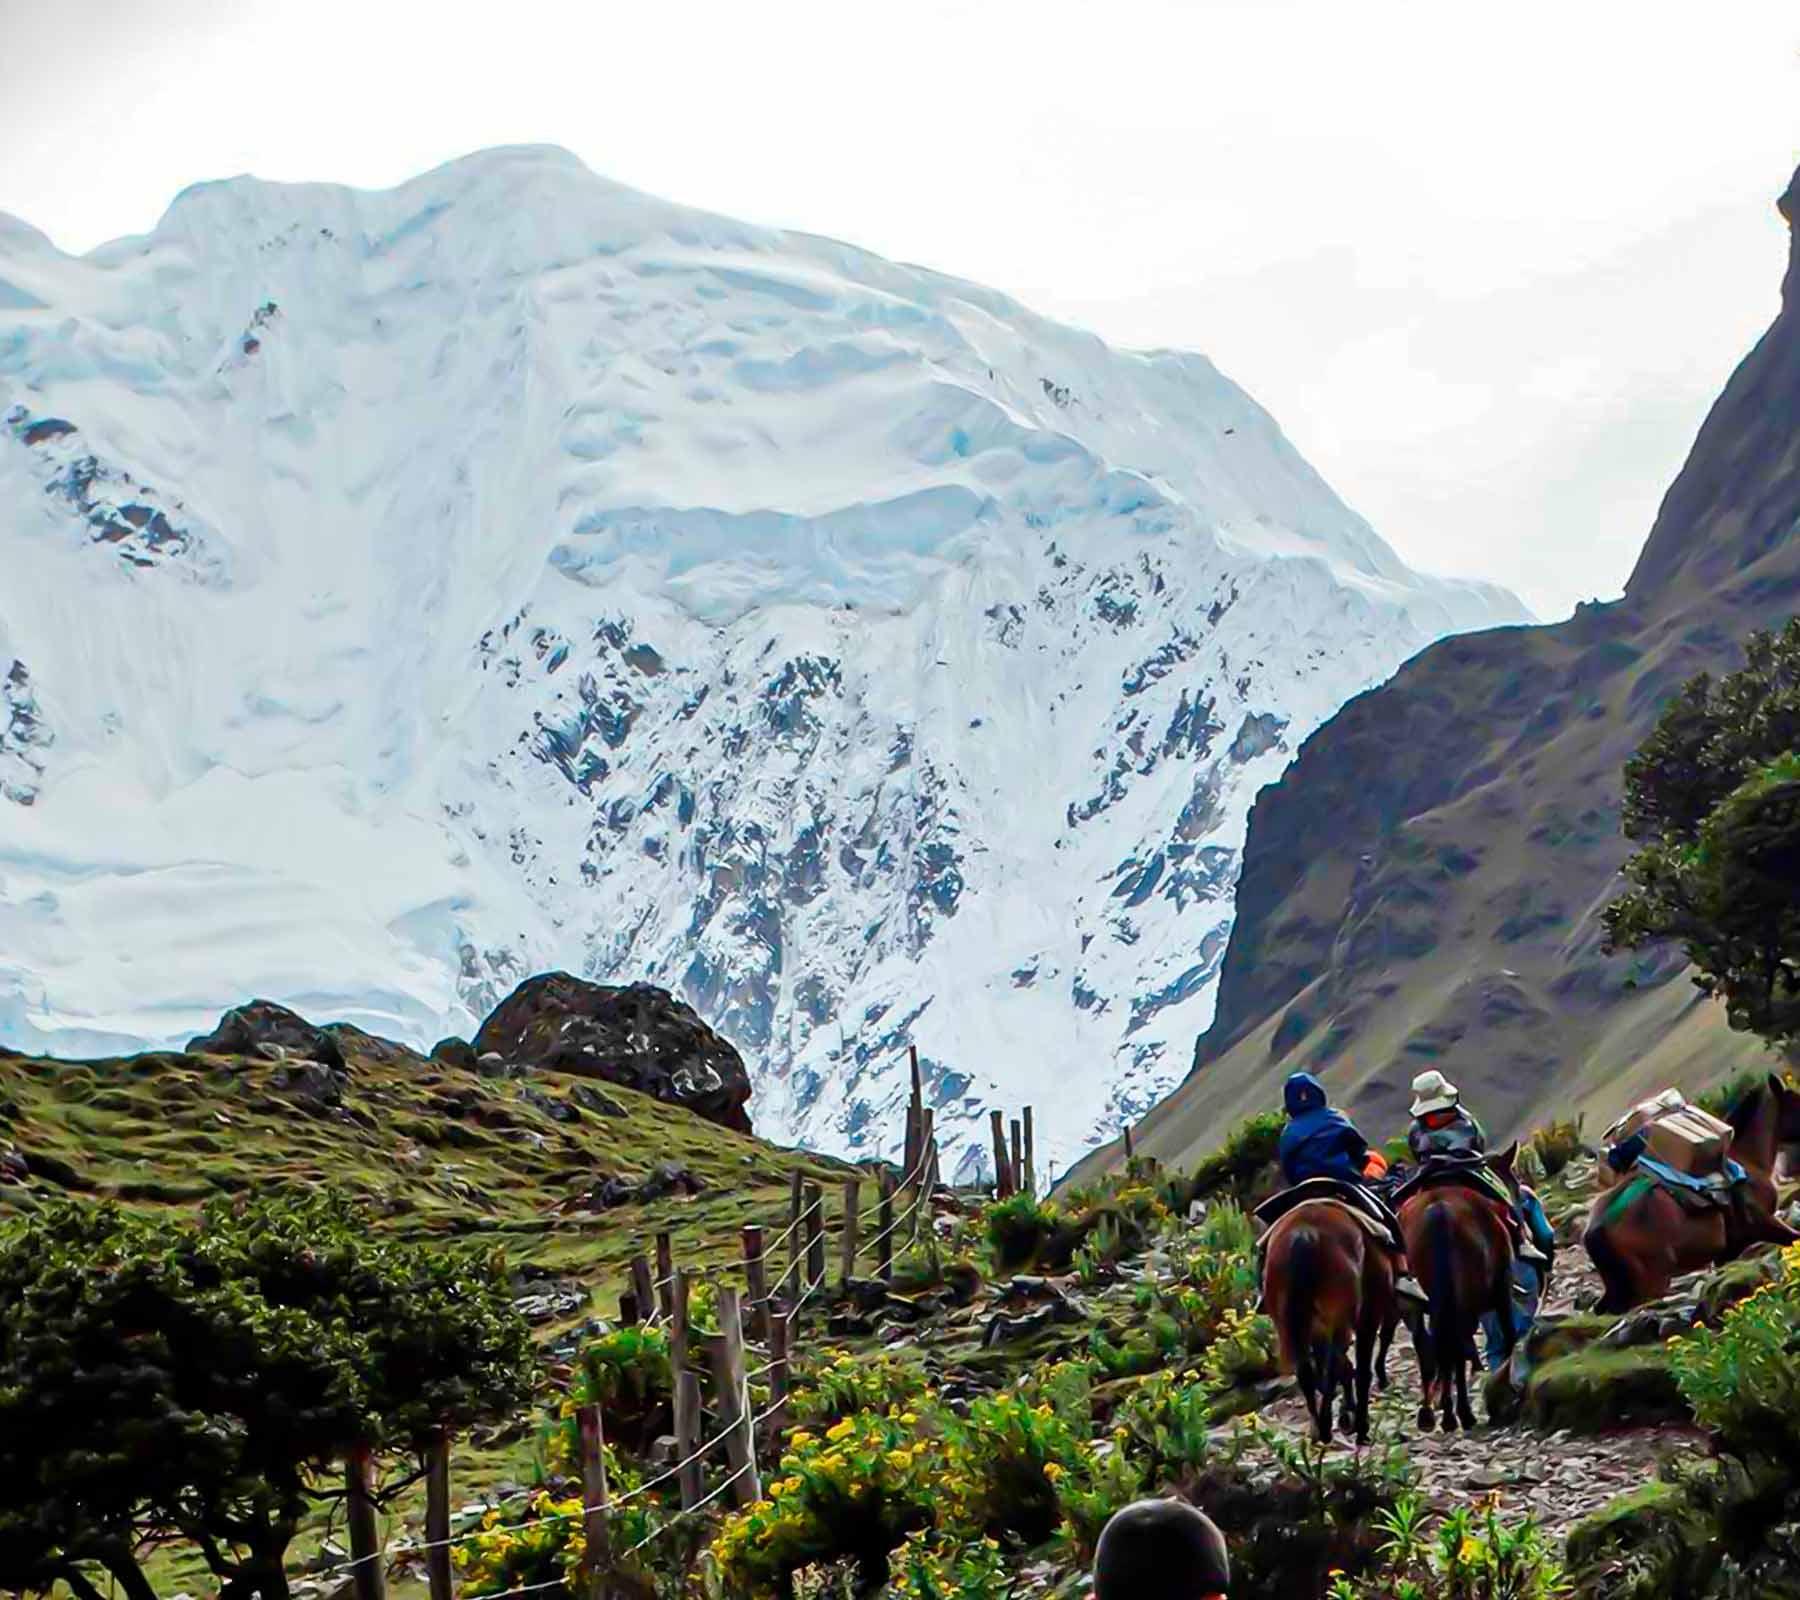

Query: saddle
[1625,1154,1749,1216]
[1254,1176,1395,1247]
[1391,1152,1510,1212]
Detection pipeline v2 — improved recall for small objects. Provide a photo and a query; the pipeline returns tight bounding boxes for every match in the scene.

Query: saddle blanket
[1255,1197,1392,1248]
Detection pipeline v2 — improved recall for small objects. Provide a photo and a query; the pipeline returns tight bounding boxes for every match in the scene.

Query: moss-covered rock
[1522,1344,1689,1433]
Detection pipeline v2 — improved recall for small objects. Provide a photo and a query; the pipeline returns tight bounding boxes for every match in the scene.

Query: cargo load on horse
[1585,1074,1800,1312]
[1602,1089,1743,1207]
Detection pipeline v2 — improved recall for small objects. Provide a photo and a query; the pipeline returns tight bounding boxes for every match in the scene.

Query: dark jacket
[1407,1107,1487,1162]
[1278,1072,1370,1185]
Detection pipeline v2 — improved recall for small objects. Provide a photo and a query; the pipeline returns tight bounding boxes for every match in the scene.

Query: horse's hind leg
[1454,1341,1478,1432]
[1375,1313,1395,1392]
[1353,1320,1376,1445]
[1313,1338,1338,1445]
[1338,1343,1358,1438]
[1413,1315,1438,1433]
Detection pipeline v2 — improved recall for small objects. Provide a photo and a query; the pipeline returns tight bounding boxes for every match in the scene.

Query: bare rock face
[472,972,753,1133]
[185,1000,346,1070]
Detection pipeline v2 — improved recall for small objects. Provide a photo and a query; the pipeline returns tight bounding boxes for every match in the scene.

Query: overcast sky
[4,1,1796,618]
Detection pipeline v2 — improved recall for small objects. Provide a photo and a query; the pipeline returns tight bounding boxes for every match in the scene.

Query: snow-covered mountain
[0,147,1526,1178]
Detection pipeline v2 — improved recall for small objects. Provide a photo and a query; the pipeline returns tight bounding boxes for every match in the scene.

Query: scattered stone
[513,1284,588,1324]
[269,1059,345,1114]
[522,1085,580,1124]
[570,1082,628,1118]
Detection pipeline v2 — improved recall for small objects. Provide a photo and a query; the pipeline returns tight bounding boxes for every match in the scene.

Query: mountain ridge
[1069,159,1800,1185]
[0,146,1525,1178]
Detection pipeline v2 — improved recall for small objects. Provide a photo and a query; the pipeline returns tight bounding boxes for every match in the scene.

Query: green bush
[1327,1495,1570,1600]
[790,1347,935,1429]
[1187,1111,1285,1206]
[1670,1240,1800,1459]
[943,1391,1090,1546]
[985,1192,1060,1271]
[1526,1114,1586,1178]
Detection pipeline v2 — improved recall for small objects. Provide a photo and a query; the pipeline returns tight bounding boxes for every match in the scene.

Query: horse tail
[1284,1224,1320,1385]
[1427,1204,1461,1385]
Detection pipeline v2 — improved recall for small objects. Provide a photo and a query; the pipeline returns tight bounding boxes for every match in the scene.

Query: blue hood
[1284,1072,1327,1116]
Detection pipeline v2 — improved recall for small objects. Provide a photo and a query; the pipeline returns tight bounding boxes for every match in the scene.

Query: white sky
[3,0,1797,618]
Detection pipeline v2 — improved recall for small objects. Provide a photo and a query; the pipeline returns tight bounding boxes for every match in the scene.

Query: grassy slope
[0,1038,857,1594]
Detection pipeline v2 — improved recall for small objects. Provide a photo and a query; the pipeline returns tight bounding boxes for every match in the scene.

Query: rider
[1277,1072,1426,1304]
[1407,1071,1548,1267]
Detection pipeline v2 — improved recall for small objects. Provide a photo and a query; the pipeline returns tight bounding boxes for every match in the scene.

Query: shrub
[1526,1115,1586,1179]
[1327,1494,1571,1599]
[554,1325,671,1454]
[457,1482,671,1599]
[1187,1112,1284,1206]
[1199,1306,1279,1393]
[888,1529,1015,1600]
[789,1348,935,1429]
[942,1392,1090,1546]
[985,1192,1059,1271]
[1112,1372,1218,1483]
[709,1412,937,1595]
[1670,1239,1800,1460]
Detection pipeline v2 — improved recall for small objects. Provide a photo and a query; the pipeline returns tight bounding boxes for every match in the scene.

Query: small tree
[1605,618,1800,1045]
[0,1192,536,1600]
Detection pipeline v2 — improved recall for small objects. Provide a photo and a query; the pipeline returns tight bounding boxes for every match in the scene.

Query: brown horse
[1398,1144,1520,1433]
[1261,1200,1398,1445]
[1584,1074,1800,1313]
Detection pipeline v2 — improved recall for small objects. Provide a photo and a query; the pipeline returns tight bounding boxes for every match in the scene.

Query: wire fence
[313,1151,932,1586]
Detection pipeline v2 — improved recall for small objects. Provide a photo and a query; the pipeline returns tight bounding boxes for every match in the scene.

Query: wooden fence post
[346,1443,387,1600]
[767,1307,791,1447]
[742,1224,770,1344]
[788,1169,806,1309]
[990,1109,1012,1197]
[670,1270,704,1509]
[1011,1119,1024,1197]
[577,1403,612,1600]
[424,1432,453,1600]
[619,1289,640,1326]
[1023,1106,1036,1198]
[839,1178,861,1287]
[917,1108,936,1239]
[630,1254,655,1327]
[655,1231,675,1324]
[1124,1123,1134,1163]
[804,1182,825,1295]
[710,1285,761,1507]
[877,1173,895,1281]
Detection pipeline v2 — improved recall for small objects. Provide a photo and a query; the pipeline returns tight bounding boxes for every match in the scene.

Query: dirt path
[1257,1249,1698,1540]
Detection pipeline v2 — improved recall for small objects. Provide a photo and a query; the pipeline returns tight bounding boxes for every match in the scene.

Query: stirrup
[1396,1274,1429,1307]
[1517,1240,1549,1265]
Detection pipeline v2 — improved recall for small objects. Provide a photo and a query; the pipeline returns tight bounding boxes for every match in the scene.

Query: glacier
[0,146,1527,1180]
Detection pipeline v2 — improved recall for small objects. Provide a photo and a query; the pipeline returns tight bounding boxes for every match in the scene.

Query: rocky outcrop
[473,972,753,1132]
[186,1000,347,1070]
[1075,162,1800,1181]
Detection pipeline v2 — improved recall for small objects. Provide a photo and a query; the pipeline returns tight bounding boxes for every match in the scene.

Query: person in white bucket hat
[1407,1070,1482,1158]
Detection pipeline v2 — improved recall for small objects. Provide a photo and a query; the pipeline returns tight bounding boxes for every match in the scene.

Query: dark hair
[1094,1498,1230,1598]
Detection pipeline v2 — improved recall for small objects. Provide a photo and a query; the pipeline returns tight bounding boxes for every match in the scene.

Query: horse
[1584,1073,1800,1313]
[1261,1199,1398,1445]
[1397,1143,1521,1433]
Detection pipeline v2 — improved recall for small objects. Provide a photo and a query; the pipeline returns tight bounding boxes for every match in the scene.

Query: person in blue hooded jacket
[1278,1071,1372,1186]
[1271,1071,1425,1305]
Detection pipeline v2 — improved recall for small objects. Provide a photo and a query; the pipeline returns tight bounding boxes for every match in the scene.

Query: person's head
[1409,1069,1460,1120]
[1283,1071,1327,1118]
[1093,1498,1230,1599]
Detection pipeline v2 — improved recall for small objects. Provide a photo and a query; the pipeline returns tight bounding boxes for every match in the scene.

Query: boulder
[186,1000,346,1070]
[472,972,752,1132]
[430,1036,480,1072]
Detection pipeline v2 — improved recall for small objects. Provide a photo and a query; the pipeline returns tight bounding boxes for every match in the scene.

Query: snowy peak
[0,149,1526,1177]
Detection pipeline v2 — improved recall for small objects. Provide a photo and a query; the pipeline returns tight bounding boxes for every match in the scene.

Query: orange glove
[1362,1149,1390,1179]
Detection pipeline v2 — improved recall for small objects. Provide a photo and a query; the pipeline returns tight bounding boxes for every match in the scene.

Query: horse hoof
[1459,1408,1478,1431]
[1441,1410,1460,1433]
[1416,1407,1436,1433]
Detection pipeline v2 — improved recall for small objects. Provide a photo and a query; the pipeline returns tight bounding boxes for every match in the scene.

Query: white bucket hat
[1410,1069,1461,1117]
